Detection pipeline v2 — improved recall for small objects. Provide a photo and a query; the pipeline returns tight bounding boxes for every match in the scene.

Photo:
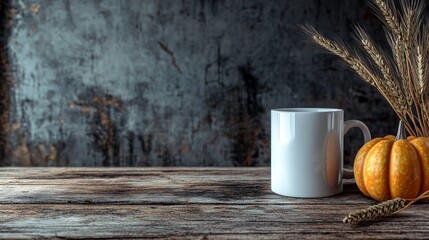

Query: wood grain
[0,167,426,239]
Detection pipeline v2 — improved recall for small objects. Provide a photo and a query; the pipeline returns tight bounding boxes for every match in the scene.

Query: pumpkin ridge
[389,140,421,199]
[385,141,392,200]
[410,138,429,195]
[409,140,426,195]
[364,140,393,201]
[354,138,383,197]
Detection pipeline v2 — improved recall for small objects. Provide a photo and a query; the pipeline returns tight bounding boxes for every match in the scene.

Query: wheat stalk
[343,198,406,224]
[300,26,377,87]
[417,46,425,93]
[344,189,429,224]
[415,45,429,135]
[354,26,408,115]
[301,25,411,130]
[372,0,402,37]
[303,0,429,137]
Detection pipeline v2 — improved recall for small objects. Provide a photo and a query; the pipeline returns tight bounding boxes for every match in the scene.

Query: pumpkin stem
[395,120,407,141]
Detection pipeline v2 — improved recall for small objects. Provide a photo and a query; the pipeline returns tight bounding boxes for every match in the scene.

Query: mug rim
[271,108,343,113]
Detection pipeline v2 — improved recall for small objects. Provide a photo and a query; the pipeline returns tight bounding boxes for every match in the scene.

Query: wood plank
[0,167,426,239]
[0,204,426,239]
[0,167,371,205]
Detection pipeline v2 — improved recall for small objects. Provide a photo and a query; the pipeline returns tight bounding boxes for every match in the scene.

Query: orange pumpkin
[354,134,429,202]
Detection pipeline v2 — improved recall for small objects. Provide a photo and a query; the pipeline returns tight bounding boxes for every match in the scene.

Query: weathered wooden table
[0,167,426,239]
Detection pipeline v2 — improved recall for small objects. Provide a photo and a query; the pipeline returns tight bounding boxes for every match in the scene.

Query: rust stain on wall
[30,144,59,165]
[10,123,20,131]
[71,92,125,166]
[12,136,62,166]
[47,144,58,163]
[68,102,76,110]
[181,143,191,153]
[14,138,30,166]
[30,4,40,15]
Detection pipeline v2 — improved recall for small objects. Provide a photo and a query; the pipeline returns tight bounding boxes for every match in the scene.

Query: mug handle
[342,120,371,179]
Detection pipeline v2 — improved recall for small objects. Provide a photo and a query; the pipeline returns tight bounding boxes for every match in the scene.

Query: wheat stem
[422,97,429,136]
[396,189,429,214]
[406,58,425,136]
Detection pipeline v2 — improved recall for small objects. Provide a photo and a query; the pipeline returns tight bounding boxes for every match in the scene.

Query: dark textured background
[0,0,398,166]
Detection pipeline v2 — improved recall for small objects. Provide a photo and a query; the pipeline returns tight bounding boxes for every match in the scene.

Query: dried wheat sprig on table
[343,198,406,224]
[302,0,429,137]
[343,189,429,224]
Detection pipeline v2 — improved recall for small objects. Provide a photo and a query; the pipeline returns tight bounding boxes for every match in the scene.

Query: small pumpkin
[354,122,429,202]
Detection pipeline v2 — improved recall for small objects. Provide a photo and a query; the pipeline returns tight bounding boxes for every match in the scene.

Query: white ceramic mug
[271,108,371,198]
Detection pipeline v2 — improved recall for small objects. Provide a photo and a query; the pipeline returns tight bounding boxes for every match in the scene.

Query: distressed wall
[3,0,398,166]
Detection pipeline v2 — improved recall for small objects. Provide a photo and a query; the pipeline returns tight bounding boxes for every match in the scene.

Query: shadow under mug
[271,108,371,198]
